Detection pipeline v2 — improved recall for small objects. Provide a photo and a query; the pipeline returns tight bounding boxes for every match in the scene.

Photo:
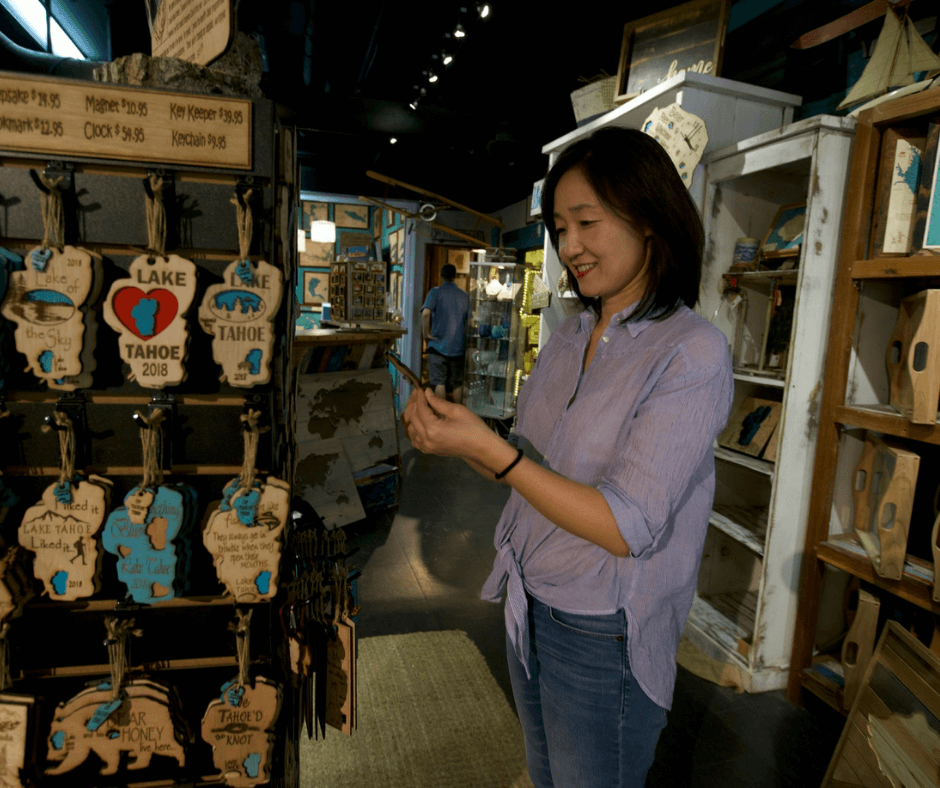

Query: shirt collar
[577,302,656,338]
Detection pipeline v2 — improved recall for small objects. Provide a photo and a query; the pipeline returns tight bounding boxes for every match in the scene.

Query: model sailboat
[838,5,940,110]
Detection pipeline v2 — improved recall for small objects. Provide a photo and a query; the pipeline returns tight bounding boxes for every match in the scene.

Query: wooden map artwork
[198,259,282,387]
[202,477,289,602]
[46,680,186,776]
[102,255,197,388]
[17,476,111,600]
[0,694,35,788]
[0,546,34,623]
[0,246,103,389]
[101,484,196,605]
[201,677,282,787]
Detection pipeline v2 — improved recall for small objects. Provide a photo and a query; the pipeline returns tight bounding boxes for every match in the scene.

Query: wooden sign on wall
[0,72,251,169]
[149,0,234,66]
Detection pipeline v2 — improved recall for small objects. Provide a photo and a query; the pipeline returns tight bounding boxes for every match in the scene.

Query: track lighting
[454,23,465,38]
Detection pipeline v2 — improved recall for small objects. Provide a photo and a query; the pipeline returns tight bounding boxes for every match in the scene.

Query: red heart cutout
[112,287,179,340]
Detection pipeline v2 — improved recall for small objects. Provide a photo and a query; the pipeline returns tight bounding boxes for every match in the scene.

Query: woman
[402,126,733,788]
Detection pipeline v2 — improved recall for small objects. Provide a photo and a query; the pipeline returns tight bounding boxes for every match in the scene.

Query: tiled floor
[347,440,844,787]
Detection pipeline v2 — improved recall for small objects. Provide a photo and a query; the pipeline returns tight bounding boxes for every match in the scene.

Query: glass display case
[464,254,525,420]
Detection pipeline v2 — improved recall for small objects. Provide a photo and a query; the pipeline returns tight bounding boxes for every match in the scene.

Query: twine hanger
[135,409,166,489]
[239,409,270,491]
[144,174,167,259]
[104,616,142,701]
[38,173,65,252]
[229,608,253,688]
[231,189,254,284]
[42,411,75,492]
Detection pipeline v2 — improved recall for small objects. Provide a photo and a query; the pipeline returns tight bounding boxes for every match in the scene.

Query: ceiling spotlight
[390,137,398,144]
[428,71,438,83]
[442,52,453,65]
[477,3,490,18]
[454,23,466,37]
[408,100,418,110]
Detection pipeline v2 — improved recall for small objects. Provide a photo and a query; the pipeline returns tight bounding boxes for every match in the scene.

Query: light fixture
[476,3,490,19]
[428,70,438,83]
[454,23,466,37]
[442,51,453,65]
[390,137,398,144]
[408,100,418,110]
[309,220,336,243]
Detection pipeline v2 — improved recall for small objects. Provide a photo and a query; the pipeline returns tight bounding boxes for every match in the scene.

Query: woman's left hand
[402,388,495,461]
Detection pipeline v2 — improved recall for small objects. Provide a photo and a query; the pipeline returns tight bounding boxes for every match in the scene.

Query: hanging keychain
[198,188,283,387]
[102,174,197,388]
[203,410,289,602]
[46,617,187,776]
[101,410,196,604]
[17,412,111,600]
[201,609,283,787]
[0,172,103,390]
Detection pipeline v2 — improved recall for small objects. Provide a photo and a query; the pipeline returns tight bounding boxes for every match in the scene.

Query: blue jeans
[507,596,667,788]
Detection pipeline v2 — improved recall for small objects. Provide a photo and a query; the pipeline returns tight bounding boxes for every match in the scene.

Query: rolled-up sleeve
[597,345,733,558]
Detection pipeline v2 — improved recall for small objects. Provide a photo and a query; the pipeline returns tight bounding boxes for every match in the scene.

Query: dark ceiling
[3,1,937,215]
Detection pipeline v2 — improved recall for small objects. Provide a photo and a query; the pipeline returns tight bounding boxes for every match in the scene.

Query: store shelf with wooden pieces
[788,89,940,712]
[689,115,856,692]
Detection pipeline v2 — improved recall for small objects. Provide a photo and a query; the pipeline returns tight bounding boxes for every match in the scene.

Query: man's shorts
[427,350,464,390]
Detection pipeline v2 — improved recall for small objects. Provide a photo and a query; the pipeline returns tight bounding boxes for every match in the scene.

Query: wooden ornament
[17,476,110,600]
[886,289,940,425]
[198,259,283,387]
[0,546,34,623]
[0,246,97,385]
[0,694,36,788]
[101,485,188,605]
[852,434,920,580]
[46,681,186,776]
[102,254,197,388]
[201,677,282,787]
[203,478,289,602]
[717,397,783,458]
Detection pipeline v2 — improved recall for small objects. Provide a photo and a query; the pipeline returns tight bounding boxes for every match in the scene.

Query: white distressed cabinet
[688,115,856,691]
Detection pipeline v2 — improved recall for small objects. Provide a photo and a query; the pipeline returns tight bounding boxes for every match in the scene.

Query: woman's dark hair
[541,126,704,322]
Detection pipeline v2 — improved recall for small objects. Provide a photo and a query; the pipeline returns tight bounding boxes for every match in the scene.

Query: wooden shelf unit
[787,89,940,707]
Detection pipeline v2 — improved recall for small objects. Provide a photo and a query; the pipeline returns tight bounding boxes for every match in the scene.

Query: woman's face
[553,166,650,316]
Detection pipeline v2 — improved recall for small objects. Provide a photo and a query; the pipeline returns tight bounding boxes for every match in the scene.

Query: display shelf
[689,594,753,661]
[852,257,940,279]
[19,655,270,679]
[833,404,940,443]
[732,369,787,388]
[800,663,847,716]
[714,445,775,476]
[26,595,251,612]
[709,505,767,555]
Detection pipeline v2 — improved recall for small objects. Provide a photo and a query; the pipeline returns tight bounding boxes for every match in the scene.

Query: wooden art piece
[852,434,920,580]
[201,676,282,786]
[102,255,197,388]
[46,680,186,776]
[615,0,730,102]
[717,397,783,458]
[871,127,925,257]
[18,475,110,600]
[203,476,289,602]
[0,245,103,389]
[0,546,34,623]
[299,268,329,307]
[822,621,940,788]
[912,122,940,255]
[0,694,36,788]
[932,510,940,603]
[300,239,332,267]
[642,104,708,188]
[760,203,806,265]
[887,289,940,424]
[303,201,329,224]
[198,259,283,387]
[841,588,881,711]
[334,203,369,229]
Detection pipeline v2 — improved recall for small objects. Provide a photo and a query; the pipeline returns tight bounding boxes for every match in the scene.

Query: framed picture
[389,231,399,263]
[301,239,332,267]
[530,179,544,218]
[615,0,730,103]
[871,127,926,257]
[447,247,471,274]
[385,209,396,228]
[304,201,329,223]
[717,396,782,459]
[301,267,330,306]
[760,202,806,267]
[919,122,940,252]
[335,203,369,229]
[394,228,405,262]
[339,230,374,259]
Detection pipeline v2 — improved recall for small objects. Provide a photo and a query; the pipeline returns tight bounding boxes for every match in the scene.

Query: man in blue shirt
[421,263,470,403]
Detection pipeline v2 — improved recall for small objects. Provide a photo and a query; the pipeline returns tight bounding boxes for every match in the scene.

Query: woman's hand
[402,388,496,462]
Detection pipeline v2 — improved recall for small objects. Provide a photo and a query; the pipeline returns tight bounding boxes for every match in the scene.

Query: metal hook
[132,412,150,429]
[43,413,66,431]
[29,169,50,194]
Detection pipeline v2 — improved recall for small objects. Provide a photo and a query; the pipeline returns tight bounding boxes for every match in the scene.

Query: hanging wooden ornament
[17,412,110,600]
[203,411,289,602]
[201,610,282,787]
[198,190,283,387]
[101,410,196,604]
[0,175,104,389]
[102,176,196,389]
[0,624,38,788]
[46,617,188,775]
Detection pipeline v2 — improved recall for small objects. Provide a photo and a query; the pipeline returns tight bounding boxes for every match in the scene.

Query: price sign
[0,72,251,169]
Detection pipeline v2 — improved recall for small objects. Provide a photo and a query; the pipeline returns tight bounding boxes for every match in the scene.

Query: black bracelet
[495,448,524,480]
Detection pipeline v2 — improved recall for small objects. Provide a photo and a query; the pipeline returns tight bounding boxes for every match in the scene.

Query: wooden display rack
[0,71,305,786]
[788,89,940,710]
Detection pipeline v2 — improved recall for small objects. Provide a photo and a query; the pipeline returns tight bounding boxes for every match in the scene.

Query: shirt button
[602,336,609,343]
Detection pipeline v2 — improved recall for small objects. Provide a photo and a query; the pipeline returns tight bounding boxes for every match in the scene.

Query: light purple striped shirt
[481,302,733,709]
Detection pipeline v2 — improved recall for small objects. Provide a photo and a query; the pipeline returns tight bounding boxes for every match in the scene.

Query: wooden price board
[0,72,251,169]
